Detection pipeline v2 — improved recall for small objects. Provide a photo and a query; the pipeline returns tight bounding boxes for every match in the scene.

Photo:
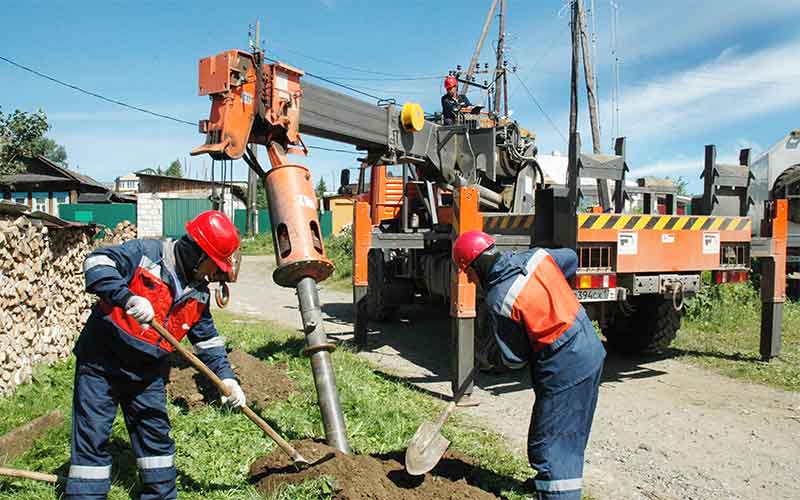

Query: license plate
[575,288,617,302]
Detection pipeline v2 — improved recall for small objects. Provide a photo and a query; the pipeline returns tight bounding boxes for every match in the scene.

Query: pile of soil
[249,439,505,500]
[166,350,297,410]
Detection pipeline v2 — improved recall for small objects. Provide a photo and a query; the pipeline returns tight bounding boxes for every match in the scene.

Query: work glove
[125,295,154,324]
[220,378,246,408]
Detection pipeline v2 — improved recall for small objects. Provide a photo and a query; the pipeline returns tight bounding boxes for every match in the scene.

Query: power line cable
[512,72,567,144]
[0,54,196,126]
[0,53,361,156]
[267,41,431,78]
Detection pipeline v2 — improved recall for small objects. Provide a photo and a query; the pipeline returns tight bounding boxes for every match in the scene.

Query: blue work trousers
[527,364,602,499]
[64,361,177,500]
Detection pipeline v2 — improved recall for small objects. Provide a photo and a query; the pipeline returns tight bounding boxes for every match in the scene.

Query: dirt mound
[249,439,506,500]
[167,350,297,410]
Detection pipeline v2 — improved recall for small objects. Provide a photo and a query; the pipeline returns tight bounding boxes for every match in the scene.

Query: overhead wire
[512,71,567,144]
[0,53,361,156]
[0,55,196,126]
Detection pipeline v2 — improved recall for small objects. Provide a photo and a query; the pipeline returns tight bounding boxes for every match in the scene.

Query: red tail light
[576,273,617,289]
[714,270,748,284]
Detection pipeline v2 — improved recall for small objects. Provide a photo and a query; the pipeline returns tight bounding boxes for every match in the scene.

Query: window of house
[32,192,49,213]
[11,192,28,206]
[52,192,70,216]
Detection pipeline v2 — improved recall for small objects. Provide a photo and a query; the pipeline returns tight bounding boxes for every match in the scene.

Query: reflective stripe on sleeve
[192,336,226,353]
[137,455,175,469]
[69,464,112,479]
[499,249,548,318]
[534,478,583,492]
[83,255,117,272]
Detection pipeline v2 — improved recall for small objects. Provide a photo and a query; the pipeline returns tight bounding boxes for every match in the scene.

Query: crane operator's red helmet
[444,75,458,91]
[185,210,240,273]
[453,230,496,272]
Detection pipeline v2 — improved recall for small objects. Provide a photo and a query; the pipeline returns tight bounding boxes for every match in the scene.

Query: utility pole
[577,0,612,210]
[493,0,507,116]
[568,0,581,214]
[246,20,261,236]
[461,0,499,96]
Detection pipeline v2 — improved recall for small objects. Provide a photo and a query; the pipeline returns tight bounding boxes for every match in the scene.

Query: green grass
[239,234,275,256]
[674,283,800,391]
[0,312,533,499]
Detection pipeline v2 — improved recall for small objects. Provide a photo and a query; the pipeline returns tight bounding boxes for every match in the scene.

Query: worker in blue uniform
[65,210,245,500]
[453,230,605,500]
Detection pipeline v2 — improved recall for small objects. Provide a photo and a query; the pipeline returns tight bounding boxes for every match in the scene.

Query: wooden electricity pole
[246,21,261,236]
[461,0,499,95]
[493,0,507,116]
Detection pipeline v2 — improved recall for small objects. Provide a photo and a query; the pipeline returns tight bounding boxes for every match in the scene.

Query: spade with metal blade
[405,365,478,476]
[149,320,333,469]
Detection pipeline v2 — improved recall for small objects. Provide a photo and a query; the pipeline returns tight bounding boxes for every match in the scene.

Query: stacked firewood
[0,216,95,395]
[95,220,137,248]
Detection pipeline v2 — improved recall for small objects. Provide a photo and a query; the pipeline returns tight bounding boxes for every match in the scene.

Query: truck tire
[366,249,398,321]
[772,165,800,224]
[602,296,682,354]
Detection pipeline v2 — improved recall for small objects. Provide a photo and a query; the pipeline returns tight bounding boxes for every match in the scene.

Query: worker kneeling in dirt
[453,231,605,500]
[65,210,246,500]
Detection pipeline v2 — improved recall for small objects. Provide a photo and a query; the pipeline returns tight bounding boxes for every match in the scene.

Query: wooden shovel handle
[150,321,309,464]
[0,466,58,483]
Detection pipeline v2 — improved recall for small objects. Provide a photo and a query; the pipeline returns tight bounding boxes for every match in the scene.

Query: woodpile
[0,215,95,395]
[95,220,137,248]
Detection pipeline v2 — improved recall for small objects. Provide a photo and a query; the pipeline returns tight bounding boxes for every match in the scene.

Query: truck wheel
[602,296,682,354]
[366,249,398,321]
[771,165,800,224]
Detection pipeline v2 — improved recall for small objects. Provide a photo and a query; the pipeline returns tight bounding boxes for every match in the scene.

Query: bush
[325,225,353,283]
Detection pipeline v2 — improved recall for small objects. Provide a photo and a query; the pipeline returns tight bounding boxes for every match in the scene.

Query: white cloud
[603,36,800,143]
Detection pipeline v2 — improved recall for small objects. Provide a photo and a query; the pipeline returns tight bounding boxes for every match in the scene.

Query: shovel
[404,365,479,476]
[150,320,331,469]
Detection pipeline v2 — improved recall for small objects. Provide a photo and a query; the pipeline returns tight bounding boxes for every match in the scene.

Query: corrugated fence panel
[59,203,137,229]
[233,209,273,235]
[162,198,212,239]
[320,211,332,238]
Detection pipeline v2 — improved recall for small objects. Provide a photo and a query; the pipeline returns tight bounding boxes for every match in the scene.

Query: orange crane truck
[190,42,785,423]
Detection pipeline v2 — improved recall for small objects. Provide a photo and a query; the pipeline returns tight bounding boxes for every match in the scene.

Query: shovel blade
[404,422,451,476]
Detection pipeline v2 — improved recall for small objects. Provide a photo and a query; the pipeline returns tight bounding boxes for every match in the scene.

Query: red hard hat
[453,230,496,272]
[185,210,240,273]
[444,75,458,91]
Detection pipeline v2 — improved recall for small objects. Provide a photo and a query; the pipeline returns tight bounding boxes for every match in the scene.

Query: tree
[0,108,49,176]
[670,176,690,196]
[39,137,68,166]
[165,158,183,177]
[256,181,268,209]
[315,178,327,202]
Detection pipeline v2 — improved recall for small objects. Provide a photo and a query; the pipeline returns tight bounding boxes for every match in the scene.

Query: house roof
[1,156,107,191]
[77,191,136,204]
[135,172,247,202]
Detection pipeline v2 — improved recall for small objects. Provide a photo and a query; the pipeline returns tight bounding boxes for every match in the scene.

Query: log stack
[0,216,95,395]
[95,220,137,248]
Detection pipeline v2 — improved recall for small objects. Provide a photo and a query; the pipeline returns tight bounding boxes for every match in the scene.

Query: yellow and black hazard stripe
[577,214,751,231]
[483,214,535,234]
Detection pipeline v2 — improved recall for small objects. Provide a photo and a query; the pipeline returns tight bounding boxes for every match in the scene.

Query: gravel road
[223,256,800,500]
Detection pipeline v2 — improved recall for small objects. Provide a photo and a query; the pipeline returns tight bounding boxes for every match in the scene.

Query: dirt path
[224,256,800,500]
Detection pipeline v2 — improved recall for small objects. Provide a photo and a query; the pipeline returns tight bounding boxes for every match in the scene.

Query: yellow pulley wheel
[401,103,425,132]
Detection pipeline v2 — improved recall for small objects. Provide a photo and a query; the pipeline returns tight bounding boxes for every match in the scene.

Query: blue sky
[1,0,798,194]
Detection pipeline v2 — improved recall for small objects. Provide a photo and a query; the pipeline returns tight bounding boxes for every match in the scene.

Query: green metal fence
[162,199,212,239]
[59,203,136,231]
